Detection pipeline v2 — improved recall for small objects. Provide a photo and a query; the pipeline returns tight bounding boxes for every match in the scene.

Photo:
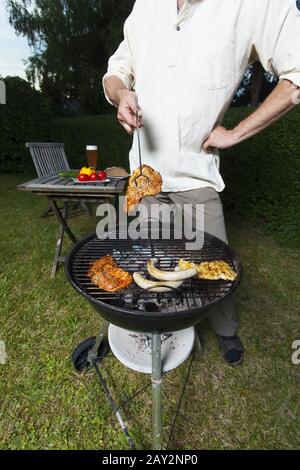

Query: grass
[0,174,299,450]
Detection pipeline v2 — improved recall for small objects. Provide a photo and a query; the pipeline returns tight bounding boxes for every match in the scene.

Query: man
[103,0,300,366]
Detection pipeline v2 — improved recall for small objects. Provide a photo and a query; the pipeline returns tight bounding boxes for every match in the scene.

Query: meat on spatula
[125,164,163,213]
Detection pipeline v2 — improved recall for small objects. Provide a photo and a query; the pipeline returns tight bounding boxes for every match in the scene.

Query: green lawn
[0,174,299,450]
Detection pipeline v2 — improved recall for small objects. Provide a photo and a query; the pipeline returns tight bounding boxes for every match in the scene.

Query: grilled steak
[88,256,133,292]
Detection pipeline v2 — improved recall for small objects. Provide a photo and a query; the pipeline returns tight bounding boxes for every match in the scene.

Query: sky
[0,0,31,79]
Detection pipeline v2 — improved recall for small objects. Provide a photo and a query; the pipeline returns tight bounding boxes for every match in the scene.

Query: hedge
[222,107,300,247]
[52,114,132,172]
[0,77,53,173]
[52,108,300,247]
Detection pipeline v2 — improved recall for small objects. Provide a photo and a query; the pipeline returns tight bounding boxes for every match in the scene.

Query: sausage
[133,272,184,292]
[147,258,198,281]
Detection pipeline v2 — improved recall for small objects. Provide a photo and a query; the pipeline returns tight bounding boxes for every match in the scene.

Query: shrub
[52,114,131,171]
[222,107,300,247]
[0,76,53,173]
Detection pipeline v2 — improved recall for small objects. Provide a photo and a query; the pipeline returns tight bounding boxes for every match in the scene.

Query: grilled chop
[88,256,133,292]
[125,164,163,213]
[178,259,237,282]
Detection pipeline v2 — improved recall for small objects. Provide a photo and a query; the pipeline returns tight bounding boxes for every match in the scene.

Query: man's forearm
[103,76,129,108]
[232,80,299,144]
[104,75,141,133]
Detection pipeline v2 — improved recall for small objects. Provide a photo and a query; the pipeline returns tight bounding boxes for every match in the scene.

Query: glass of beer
[86,145,98,170]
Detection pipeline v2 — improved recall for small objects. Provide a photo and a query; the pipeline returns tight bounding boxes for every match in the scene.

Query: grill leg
[88,320,109,364]
[194,328,205,359]
[152,334,162,450]
[90,320,136,449]
[93,361,135,449]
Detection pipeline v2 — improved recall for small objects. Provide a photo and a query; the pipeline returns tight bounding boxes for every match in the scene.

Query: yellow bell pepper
[80,167,95,176]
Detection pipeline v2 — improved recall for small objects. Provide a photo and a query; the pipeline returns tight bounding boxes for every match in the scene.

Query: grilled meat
[178,259,237,281]
[88,256,133,292]
[125,164,163,213]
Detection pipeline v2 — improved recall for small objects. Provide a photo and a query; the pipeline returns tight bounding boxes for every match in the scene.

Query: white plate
[108,325,195,374]
[107,176,130,181]
[72,178,110,184]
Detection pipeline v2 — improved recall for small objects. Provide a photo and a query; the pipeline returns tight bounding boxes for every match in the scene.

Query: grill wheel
[71,337,109,372]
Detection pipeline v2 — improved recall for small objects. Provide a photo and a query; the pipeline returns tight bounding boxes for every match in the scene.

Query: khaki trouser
[140,187,238,337]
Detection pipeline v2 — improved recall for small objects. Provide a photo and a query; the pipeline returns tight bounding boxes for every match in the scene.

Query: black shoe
[216,334,244,367]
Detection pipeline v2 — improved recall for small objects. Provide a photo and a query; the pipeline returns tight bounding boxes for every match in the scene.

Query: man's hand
[117,89,143,134]
[103,76,143,134]
[203,126,237,152]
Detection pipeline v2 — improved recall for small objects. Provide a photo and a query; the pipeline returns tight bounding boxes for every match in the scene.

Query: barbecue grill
[65,225,243,450]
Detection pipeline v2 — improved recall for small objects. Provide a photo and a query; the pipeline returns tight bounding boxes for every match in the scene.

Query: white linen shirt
[103,0,300,192]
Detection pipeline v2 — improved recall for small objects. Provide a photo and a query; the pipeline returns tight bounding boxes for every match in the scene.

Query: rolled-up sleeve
[254,0,300,87]
[102,4,137,105]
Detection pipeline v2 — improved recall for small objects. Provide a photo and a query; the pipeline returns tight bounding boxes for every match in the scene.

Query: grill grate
[69,233,242,315]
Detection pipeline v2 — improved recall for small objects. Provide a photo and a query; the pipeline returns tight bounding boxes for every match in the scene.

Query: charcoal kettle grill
[65,225,243,450]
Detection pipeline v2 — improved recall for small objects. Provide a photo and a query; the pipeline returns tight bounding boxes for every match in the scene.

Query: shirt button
[176,26,181,31]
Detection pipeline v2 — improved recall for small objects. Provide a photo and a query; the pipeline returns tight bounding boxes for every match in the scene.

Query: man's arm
[102,2,143,134]
[203,80,299,151]
[204,0,300,152]
[104,76,129,108]
[104,76,143,134]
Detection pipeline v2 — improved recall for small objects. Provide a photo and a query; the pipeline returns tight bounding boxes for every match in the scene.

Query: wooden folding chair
[26,142,70,177]
[26,143,72,217]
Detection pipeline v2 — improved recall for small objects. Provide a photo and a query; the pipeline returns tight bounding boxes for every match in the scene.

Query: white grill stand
[88,322,201,450]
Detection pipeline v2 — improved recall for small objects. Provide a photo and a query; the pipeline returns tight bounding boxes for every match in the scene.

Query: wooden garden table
[18,173,128,278]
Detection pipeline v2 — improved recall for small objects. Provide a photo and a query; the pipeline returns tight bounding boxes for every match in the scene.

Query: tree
[7,0,135,115]
[7,1,278,114]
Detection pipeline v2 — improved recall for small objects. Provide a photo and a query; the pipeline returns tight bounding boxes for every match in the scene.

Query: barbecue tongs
[133,110,150,188]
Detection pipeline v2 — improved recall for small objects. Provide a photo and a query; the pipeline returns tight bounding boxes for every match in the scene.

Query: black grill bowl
[65,228,243,333]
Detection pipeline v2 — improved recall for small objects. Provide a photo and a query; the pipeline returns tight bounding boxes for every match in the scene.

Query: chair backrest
[26,142,70,177]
